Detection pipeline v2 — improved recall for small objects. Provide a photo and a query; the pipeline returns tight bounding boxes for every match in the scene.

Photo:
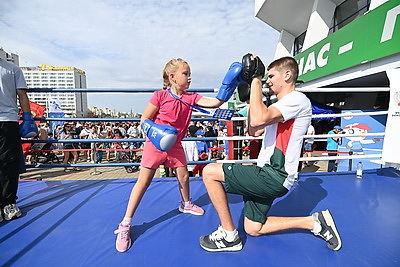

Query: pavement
[20,153,328,181]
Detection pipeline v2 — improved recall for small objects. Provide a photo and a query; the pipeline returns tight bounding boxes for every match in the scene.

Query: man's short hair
[267,57,299,83]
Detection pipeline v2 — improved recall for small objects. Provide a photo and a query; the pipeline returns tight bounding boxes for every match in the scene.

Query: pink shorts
[140,140,187,169]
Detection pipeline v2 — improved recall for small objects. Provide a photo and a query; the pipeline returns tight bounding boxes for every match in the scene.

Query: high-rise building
[21,64,88,117]
[0,47,20,65]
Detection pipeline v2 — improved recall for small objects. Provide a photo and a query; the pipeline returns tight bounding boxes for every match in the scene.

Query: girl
[59,123,79,172]
[114,58,227,252]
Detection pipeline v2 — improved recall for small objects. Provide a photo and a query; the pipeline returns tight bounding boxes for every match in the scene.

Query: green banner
[295,0,400,82]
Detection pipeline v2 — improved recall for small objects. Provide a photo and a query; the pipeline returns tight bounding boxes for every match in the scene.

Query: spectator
[188,121,198,137]
[127,122,141,149]
[80,123,91,161]
[193,129,209,176]
[89,125,100,163]
[59,123,79,172]
[303,121,315,167]
[204,125,217,150]
[327,125,342,172]
[113,129,123,162]
[182,131,198,177]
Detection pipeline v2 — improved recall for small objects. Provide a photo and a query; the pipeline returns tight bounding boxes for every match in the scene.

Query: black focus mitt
[237,82,250,102]
[241,53,266,84]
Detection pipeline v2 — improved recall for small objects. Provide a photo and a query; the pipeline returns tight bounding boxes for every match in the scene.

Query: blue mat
[1,168,399,266]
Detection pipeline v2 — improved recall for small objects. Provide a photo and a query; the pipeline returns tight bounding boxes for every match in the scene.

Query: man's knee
[244,218,263,236]
[202,164,213,184]
[202,163,223,181]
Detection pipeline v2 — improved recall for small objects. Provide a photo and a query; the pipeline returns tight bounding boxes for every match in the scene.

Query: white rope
[296,87,390,93]
[216,136,263,141]
[298,153,382,162]
[304,132,385,139]
[216,153,383,164]
[213,132,385,141]
[312,110,388,119]
[217,159,257,164]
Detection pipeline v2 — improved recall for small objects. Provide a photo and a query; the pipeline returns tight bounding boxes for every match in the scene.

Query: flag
[19,101,46,126]
[48,98,65,132]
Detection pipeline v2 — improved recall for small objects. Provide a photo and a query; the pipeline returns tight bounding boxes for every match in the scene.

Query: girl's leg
[63,151,69,165]
[72,151,80,171]
[174,166,190,202]
[72,151,78,164]
[124,167,156,218]
[175,165,204,215]
[115,167,156,253]
[63,151,70,171]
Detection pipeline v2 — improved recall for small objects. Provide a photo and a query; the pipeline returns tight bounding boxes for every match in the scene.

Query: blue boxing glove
[142,119,178,152]
[216,62,243,102]
[19,112,38,138]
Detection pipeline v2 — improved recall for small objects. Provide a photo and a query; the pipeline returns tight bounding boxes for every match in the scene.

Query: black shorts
[222,163,288,224]
[63,143,77,150]
[80,142,90,149]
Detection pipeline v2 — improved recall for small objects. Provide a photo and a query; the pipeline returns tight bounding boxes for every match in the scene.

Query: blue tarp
[1,169,399,266]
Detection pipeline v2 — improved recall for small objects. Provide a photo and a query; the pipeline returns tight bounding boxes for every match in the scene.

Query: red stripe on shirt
[275,119,294,156]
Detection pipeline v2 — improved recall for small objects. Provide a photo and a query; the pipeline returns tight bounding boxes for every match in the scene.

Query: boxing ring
[1,87,400,266]
[2,169,399,266]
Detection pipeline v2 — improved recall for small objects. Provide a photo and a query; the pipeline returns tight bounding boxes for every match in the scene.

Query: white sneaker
[200,226,242,252]
[3,204,22,221]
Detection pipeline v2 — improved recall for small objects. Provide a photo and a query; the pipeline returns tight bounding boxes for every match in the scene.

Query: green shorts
[222,163,288,224]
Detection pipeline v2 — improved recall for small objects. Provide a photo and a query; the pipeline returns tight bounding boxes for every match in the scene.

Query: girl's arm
[196,96,224,108]
[140,102,159,123]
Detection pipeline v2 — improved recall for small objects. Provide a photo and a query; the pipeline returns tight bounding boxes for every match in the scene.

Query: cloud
[0,0,279,112]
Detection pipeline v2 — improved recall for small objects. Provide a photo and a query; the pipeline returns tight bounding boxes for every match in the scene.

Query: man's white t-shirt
[0,59,27,122]
[257,90,312,190]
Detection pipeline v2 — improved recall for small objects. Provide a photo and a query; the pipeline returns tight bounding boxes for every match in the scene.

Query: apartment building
[21,64,88,117]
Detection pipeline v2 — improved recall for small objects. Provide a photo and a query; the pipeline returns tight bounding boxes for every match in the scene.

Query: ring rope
[31,110,388,122]
[21,132,384,144]
[23,86,389,172]
[28,88,217,93]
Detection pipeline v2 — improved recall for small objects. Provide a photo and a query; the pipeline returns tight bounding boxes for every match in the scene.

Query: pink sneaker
[114,224,131,252]
[178,200,205,216]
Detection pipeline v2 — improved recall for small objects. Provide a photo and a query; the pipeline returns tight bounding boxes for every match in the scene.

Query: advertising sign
[295,1,400,82]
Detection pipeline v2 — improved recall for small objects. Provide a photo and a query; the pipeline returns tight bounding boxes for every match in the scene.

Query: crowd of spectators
[25,121,144,169]
[24,119,246,174]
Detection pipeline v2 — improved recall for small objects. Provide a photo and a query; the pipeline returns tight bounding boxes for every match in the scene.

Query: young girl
[114,58,231,252]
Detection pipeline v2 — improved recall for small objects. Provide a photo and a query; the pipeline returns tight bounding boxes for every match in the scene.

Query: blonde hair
[162,58,188,90]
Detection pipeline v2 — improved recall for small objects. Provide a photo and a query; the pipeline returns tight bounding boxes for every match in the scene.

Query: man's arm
[248,77,283,135]
[17,89,31,113]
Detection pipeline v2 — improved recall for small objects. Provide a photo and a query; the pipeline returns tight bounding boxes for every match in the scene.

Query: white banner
[381,69,400,164]
[48,98,65,132]
[48,98,63,113]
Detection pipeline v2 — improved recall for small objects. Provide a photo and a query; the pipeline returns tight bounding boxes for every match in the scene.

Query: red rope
[28,148,144,152]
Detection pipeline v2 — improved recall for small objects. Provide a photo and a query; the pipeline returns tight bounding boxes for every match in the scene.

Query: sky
[0,0,279,113]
